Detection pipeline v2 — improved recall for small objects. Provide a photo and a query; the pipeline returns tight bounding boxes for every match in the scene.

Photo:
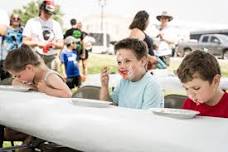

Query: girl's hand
[12,78,36,90]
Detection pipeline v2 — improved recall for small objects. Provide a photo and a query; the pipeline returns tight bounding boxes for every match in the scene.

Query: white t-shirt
[23,17,63,56]
[155,25,178,56]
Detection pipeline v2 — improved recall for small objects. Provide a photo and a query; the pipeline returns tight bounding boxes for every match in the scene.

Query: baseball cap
[41,0,56,15]
[64,36,78,45]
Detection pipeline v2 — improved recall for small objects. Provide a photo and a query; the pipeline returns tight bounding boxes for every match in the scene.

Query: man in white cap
[23,0,63,70]
[154,11,178,65]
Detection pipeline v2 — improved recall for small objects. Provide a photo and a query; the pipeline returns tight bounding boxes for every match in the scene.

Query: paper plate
[0,85,31,92]
[72,98,113,108]
[150,108,200,119]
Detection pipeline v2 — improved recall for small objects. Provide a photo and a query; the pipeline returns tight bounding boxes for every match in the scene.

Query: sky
[0,0,228,29]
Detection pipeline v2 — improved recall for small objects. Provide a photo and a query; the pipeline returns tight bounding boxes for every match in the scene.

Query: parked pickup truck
[175,34,228,59]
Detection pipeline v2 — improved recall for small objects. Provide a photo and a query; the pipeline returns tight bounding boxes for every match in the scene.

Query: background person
[76,21,89,79]
[60,36,81,89]
[64,18,84,55]
[0,13,23,81]
[0,8,9,148]
[64,19,87,80]
[154,11,178,65]
[177,50,228,118]
[3,14,23,51]
[100,38,164,109]
[80,32,95,78]
[22,0,64,70]
[0,9,9,36]
[129,10,157,69]
[64,18,77,39]
[0,9,9,81]
[83,32,95,54]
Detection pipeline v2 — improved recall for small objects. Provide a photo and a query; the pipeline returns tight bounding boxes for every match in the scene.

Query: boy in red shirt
[176,50,228,118]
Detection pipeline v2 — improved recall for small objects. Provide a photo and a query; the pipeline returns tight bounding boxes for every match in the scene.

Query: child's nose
[187,90,196,99]
[118,62,126,68]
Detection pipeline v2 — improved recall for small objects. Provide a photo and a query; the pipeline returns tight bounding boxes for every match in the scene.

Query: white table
[0,90,228,152]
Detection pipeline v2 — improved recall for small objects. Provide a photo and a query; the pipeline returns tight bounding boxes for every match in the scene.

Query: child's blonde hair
[4,45,41,72]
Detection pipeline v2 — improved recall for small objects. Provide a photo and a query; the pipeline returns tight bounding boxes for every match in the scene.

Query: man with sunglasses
[3,14,23,52]
[23,0,64,70]
[0,14,23,82]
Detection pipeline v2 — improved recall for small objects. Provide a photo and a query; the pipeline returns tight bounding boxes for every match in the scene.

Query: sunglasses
[12,17,20,21]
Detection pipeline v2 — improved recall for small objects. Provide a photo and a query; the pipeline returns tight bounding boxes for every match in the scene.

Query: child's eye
[125,59,131,63]
[193,87,200,90]
[117,61,121,65]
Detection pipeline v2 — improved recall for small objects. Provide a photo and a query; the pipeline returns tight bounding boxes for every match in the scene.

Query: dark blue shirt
[61,50,80,78]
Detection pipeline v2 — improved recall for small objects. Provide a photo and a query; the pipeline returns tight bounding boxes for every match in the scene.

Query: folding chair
[0,126,29,152]
[0,125,3,148]
[164,94,187,109]
[0,79,28,151]
[0,134,82,152]
[72,85,101,100]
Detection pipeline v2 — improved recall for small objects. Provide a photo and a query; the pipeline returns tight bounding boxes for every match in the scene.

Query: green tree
[12,0,64,26]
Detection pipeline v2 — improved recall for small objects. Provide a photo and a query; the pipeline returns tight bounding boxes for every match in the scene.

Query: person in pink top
[177,50,228,118]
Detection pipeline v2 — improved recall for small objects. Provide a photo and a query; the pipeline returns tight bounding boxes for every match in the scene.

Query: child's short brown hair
[4,45,41,72]
[114,38,147,60]
[177,50,221,83]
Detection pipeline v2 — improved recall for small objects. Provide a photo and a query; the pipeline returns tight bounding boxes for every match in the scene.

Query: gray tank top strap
[44,70,63,84]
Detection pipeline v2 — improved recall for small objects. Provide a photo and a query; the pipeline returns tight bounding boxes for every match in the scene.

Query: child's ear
[140,56,148,67]
[213,74,221,85]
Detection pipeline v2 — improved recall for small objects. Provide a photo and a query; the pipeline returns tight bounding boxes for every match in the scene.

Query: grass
[87,53,228,77]
[3,141,22,149]
[87,53,117,74]
[168,57,228,77]
[218,60,228,77]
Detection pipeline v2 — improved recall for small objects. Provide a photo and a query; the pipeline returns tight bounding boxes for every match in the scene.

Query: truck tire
[223,50,228,60]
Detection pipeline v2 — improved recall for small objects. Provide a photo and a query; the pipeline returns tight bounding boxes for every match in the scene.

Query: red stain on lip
[193,99,201,105]
[118,69,128,79]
